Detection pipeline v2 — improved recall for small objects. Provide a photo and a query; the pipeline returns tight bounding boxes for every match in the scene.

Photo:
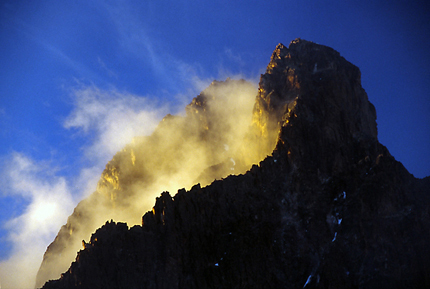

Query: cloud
[0,84,172,288]
[0,4,263,288]
[224,47,244,65]
[98,1,218,96]
[100,2,163,75]
[0,153,75,289]
[33,77,276,287]
[97,56,118,79]
[64,85,169,165]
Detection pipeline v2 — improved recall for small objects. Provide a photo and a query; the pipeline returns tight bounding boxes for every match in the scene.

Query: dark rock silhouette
[36,77,269,288]
[41,39,430,288]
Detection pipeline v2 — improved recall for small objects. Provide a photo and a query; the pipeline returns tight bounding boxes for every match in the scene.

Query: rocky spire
[41,40,430,289]
[254,39,379,178]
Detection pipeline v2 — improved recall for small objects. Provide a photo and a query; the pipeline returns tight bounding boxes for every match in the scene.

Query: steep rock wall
[41,39,430,289]
[36,79,275,288]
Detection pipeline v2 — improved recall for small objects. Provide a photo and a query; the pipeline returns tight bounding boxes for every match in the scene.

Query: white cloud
[64,85,169,165]
[0,84,171,288]
[0,153,75,289]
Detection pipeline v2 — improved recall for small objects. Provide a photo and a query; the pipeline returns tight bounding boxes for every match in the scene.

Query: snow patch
[313,63,318,74]
[303,275,312,288]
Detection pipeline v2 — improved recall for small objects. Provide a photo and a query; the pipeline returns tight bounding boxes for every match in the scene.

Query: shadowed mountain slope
[41,39,430,289]
[36,78,273,288]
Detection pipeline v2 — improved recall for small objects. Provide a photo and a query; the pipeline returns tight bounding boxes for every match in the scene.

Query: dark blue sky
[0,0,429,286]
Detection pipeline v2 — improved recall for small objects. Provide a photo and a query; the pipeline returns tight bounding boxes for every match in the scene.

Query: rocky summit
[40,39,430,289]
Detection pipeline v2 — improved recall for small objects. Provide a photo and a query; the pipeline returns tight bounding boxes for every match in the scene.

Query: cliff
[40,39,430,288]
[36,77,273,288]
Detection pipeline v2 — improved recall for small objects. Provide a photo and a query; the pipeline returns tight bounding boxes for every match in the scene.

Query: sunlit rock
[36,77,274,288]
[40,39,430,289]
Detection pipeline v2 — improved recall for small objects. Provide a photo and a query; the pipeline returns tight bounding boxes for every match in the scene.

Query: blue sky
[0,1,429,287]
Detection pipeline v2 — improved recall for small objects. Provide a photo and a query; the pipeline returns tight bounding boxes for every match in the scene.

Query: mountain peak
[255,39,378,178]
[40,41,430,289]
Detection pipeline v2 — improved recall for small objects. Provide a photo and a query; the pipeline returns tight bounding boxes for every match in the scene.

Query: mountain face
[40,39,430,289]
[36,78,274,288]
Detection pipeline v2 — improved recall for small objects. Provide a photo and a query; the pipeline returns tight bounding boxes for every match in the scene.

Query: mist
[35,77,279,288]
[0,85,171,288]
[0,77,278,289]
[0,153,75,289]
[64,85,171,166]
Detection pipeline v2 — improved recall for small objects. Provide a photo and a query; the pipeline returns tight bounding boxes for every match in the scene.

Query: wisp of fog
[0,78,278,289]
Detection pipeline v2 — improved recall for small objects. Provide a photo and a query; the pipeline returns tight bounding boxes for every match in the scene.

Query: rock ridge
[36,77,271,288]
[41,39,430,289]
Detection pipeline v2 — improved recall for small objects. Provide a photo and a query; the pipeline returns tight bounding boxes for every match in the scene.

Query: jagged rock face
[41,39,430,289]
[36,78,273,288]
[255,40,378,177]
